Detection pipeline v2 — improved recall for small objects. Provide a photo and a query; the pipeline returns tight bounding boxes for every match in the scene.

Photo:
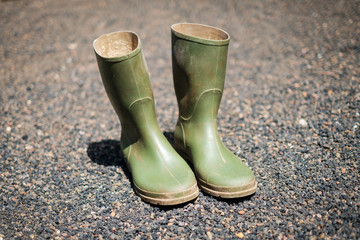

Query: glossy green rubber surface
[94,31,198,205]
[171,23,257,198]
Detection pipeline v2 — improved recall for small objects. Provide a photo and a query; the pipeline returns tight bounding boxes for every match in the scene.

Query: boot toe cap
[133,168,199,205]
[196,163,257,198]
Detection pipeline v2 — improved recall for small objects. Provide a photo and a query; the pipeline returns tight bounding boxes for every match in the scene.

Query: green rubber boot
[171,23,257,198]
[93,31,198,205]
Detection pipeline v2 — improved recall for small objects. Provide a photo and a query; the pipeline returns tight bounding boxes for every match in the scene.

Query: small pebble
[298,118,308,128]
[25,145,33,150]
[238,210,245,215]
[235,232,244,238]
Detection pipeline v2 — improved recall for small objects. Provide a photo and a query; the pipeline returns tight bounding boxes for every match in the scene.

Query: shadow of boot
[87,139,131,179]
[163,131,175,147]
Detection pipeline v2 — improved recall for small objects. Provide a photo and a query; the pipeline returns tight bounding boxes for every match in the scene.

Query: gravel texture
[1,0,359,239]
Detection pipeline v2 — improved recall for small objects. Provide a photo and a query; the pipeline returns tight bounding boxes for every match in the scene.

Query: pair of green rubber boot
[93,23,257,205]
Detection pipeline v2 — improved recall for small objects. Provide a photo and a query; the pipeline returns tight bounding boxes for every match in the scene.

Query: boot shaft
[171,23,230,120]
[93,31,158,143]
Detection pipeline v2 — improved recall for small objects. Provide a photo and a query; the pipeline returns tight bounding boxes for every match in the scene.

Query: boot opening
[94,31,139,58]
[172,23,229,41]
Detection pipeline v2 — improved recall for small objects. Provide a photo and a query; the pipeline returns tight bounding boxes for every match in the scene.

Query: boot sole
[134,182,199,206]
[197,177,257,198]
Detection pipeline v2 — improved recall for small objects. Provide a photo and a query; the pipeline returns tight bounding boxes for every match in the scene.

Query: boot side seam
[180,88,222,121]
[127,145,132,160]
[214,130,227,164]
[128,96,153,109]
[178,120,186,147]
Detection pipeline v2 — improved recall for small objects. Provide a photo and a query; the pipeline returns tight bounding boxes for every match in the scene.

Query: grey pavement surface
[1,0,359,239]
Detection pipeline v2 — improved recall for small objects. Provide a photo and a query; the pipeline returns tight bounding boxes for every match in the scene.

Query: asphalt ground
[1,0,359,239]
